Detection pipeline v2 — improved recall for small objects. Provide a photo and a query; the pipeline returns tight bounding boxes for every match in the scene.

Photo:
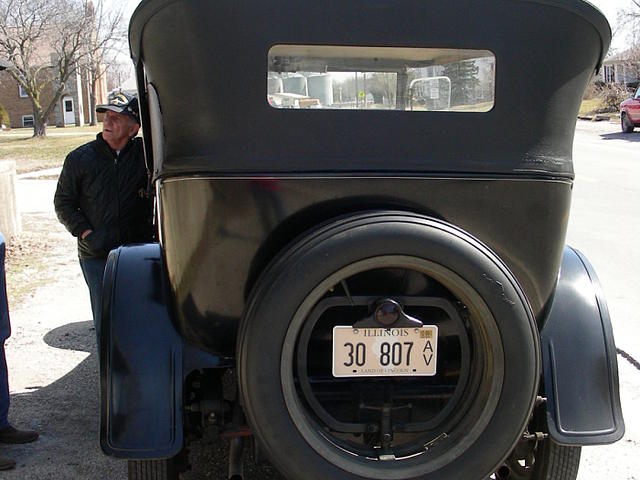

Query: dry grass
[0,125,100,174]
[449,101,494,112]
[408,101,494,112]
[579,98,603,116]
[3,214,74,306]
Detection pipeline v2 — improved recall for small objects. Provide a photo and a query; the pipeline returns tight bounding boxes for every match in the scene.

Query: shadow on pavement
[5,320,283,479]
[600,132,640,142]
[2,321,125,479]
[43,320,95,351]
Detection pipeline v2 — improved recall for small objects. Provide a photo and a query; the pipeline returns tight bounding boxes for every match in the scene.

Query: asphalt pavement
[568,120,640,480]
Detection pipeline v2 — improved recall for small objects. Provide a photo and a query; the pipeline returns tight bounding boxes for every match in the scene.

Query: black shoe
[0,456,16,470]
[0,425,39,444]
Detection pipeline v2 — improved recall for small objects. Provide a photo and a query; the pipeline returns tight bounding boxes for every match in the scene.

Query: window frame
[22,115,34,127]
[267,44,496,113]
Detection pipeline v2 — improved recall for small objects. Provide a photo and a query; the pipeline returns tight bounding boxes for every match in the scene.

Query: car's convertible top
[129,0,610,179]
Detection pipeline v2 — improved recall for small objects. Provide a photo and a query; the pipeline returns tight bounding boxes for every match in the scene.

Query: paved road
[570,121,640,360]
[568,121,640,480]
[3,120,639,479]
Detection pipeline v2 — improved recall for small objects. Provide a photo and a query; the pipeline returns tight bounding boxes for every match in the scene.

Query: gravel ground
[2,124,638,479]
[2,209,126,479]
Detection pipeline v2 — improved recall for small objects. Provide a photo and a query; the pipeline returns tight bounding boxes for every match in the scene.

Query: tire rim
[280,255,505,479]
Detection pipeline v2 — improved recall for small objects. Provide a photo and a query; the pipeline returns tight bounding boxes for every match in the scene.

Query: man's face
[102,110,139,151]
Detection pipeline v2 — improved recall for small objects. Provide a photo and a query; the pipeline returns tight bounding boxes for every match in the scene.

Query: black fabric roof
[129,0,611,179]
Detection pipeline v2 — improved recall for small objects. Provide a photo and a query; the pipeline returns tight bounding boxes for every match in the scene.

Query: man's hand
[80,229,93,240]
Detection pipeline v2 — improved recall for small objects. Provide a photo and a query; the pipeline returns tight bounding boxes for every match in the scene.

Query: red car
[621,85,640,133]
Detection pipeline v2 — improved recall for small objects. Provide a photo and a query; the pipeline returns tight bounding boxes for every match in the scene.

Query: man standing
[0,232,39,471]
[54,93,153,338]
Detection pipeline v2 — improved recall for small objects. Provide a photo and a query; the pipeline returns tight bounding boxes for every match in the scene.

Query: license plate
[332,326,438,377]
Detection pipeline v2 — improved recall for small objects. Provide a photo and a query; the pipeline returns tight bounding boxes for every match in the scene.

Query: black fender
[100,243,183,458]
[541,246,624,445]
[100,244,223,458]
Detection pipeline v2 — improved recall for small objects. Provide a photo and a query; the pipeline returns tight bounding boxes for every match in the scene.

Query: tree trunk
[90,91,97,126]
[33,108,47,137]
[33,121,47,137]
[90,72,98,126]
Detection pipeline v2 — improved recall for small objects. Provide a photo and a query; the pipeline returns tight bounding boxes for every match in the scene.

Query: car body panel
[158,176,572,354]
[541,247,624,445]
[621,86,640,125]
[100,244,184,459]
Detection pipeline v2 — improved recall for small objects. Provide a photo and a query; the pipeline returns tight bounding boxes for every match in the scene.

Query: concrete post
[0,161,21,238]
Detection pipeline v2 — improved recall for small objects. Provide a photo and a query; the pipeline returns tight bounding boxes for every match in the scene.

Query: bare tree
[618,0,640,47]
[106,59,134,92]
[615,1,640,86]
[0,0,94,136]
[622,0,640,22]
[82,0,128,126]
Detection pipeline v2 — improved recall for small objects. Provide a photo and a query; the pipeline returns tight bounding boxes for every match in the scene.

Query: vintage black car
[100,1,625,479]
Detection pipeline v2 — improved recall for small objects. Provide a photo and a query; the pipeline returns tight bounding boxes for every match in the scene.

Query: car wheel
[621,112,635,133]
[238,212,541,480]
[495,402,581,480]
[128,459,179,480]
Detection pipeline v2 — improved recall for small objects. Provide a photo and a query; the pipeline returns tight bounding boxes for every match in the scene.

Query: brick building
[0,60,107,130]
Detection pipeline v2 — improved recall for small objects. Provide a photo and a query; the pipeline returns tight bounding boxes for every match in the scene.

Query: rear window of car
[268,45,495,112]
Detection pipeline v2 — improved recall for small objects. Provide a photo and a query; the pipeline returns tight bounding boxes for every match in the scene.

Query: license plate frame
[332,326,438,378]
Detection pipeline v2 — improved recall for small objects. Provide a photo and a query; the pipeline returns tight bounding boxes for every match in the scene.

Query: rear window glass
[268,45,495,112]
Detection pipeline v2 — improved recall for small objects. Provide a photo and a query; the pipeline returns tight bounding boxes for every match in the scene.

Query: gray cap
[96,92,140,124]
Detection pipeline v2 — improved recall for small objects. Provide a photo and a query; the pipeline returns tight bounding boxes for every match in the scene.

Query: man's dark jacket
[54,134,153,259]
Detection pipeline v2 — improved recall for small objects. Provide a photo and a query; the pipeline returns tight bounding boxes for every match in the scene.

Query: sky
[588,0,635,52]
[114,0,634,52]
[108,0,635,89]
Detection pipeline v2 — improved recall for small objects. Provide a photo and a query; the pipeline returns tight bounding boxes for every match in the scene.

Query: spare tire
[238,212,540,480]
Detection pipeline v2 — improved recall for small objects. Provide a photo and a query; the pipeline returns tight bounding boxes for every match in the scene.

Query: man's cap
[0,59,12,71]
[96,93,140,123]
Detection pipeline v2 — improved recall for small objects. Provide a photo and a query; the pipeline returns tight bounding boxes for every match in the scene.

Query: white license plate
[332,326,438,378]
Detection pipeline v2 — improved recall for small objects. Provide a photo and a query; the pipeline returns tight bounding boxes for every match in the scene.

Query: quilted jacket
[54,134,154,259]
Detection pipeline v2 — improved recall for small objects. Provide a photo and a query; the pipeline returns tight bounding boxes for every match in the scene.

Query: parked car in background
[621,85,640,132]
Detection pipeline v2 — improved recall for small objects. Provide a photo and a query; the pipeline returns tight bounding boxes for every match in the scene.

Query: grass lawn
[579,98,603,116]
[0,125,101,174]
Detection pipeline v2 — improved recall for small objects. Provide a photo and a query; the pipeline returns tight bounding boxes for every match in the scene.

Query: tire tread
[537,441,581,480]
[128,459,177,480]
[621,113,635,133]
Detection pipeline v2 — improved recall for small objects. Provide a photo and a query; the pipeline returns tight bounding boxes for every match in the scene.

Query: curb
[17,167,62,180]
[577,114,616,122]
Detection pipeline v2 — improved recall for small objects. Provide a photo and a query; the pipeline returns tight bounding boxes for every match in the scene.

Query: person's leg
[0,342,38,445]
[0,342,9,429]
[79,257,107,337]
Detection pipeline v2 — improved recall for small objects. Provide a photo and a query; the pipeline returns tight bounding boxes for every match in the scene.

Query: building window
[22,115,34,127]
[603,65,615,83]
[19,84,29,98]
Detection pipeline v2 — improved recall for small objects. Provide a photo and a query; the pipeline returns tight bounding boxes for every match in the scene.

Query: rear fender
[100,243,233,459]
[100,244,183,458]
[100,244,229,459]
[541,246,624,445]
